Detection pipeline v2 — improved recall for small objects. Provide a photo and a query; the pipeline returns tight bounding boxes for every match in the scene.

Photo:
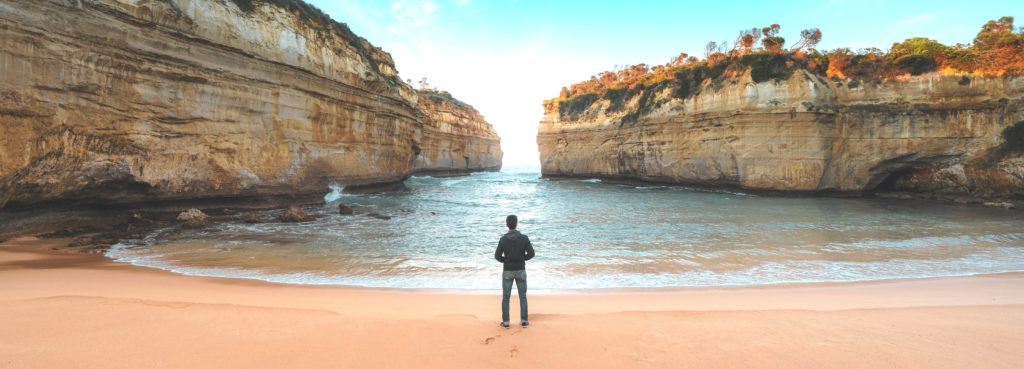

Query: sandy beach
[0,236,1022,369]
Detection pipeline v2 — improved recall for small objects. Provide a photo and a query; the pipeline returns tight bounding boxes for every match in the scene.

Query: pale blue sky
[307,0,1022,168]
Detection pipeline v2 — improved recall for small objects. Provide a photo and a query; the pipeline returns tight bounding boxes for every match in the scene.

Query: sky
[306,0,1023,169]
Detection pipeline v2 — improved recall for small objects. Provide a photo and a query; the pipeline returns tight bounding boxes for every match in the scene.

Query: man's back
[495,230,534,271]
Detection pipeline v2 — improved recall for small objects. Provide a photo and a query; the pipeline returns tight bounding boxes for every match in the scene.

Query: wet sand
[1,236,1022,368]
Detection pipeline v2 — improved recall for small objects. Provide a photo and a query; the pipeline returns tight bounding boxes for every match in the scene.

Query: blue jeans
[501,270,528,324]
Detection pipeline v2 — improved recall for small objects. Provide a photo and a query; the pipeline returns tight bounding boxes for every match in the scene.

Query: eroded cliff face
[413,90,502,175]
[0,0,500,209]
[539,71,1024,199]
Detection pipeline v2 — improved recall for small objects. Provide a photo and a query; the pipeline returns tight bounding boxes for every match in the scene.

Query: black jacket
[494,230,534,271]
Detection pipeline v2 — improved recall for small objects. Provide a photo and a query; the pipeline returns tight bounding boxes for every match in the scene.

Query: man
[494,214,535,329]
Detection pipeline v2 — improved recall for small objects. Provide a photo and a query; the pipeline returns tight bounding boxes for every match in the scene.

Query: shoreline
[3,236,1024,368]
[13,235,1024,303]
[106,239,1024,296]
[104,228,1024,294]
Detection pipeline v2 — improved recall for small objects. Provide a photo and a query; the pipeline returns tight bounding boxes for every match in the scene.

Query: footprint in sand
[509,345,519,358]
[482,336,497,345]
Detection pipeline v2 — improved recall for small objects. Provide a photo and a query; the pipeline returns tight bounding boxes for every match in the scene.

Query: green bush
[604,88,638,112]
[1003,121,1024,153]
[894,55,938,75]
[417,89,473,110]
[844,54,884,80]
[559,94,600,119]
[805,51,830,76]
[739,53,794,83]
[672,62,728,100]
[621,87,659,124]
[672,68,700,99]
[889,38,951,60]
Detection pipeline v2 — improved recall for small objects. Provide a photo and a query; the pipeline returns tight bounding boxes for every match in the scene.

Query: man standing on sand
[494,214,534,329]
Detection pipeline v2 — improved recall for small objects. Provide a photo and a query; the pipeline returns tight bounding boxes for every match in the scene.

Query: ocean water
[108,171,1024,290]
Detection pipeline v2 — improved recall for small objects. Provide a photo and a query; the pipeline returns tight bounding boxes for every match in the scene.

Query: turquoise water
[108,171,1024,289]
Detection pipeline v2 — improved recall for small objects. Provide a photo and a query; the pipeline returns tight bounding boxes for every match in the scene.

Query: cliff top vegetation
[416,88,477,112]
[548,17,1024,120]
[226,0,389,75]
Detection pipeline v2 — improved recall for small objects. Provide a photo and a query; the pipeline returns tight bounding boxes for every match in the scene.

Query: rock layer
[539,71,1024,198]
[413,90,502,175]
[0,0,501,209]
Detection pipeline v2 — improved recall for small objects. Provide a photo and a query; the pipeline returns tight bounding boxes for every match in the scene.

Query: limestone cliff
[0,0,501,209]
[539,70,1024,199]
[413,90,502,175]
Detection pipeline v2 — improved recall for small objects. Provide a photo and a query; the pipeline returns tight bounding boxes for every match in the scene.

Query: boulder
[278,206,315,222]
[177,208,208,228]
[338,204,354,215]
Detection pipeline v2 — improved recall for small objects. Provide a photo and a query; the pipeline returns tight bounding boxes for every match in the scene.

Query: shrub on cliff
[887,38,946,76]
[417,89,475,111]
[894,55,938,76]
[604,88,638,112]
[1003,121,1024,154]
[888,38,952,60]
[972,17,1024,74]
[739,53,795,83]
[550,17,1024,122]
[672,62,728,99]
[559,93,600,120]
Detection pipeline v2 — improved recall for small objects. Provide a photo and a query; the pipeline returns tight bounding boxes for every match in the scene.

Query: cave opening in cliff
[872,169,913,193]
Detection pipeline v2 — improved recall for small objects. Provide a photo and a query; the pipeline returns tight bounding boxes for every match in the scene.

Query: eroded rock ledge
[413,90,502,175]
[538,71,1024,202]
[0,0,502,210]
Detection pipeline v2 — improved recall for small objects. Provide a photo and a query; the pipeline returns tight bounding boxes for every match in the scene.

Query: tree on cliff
[790,28,822,51]
[760,24,785,52]
[704,41,718,59]
[973,16,1024,73]
[705,40,729,62]
[670,53,689,67]
[734,28,761,54]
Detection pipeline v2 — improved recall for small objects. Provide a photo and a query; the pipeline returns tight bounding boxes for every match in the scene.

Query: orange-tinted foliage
[552,18,1024,107]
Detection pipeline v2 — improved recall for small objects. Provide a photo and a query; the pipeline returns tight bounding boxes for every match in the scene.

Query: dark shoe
[500,322,510,329]
[521,321,529,328]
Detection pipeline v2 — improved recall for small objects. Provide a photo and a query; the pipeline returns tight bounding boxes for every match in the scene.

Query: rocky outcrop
[176,208,208,228]
[276,205,314,222]
[0,0,502,210]
[338,203,354,215]
[539,71,1024,199]
[413,90,502,175]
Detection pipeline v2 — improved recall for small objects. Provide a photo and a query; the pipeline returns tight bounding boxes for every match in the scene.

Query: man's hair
[506,215,518,230]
